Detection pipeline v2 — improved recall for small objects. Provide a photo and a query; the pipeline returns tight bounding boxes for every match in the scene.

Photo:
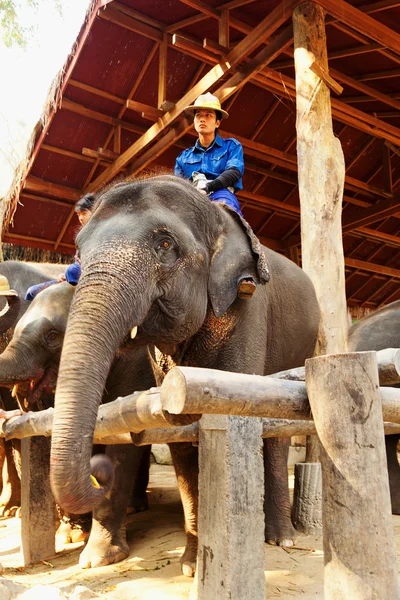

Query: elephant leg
[169,442,198,577]
[79,444,142,568]
[129,445,151,514]
[263,437,296,546]
[0,440,21,517]
[386,434,400,514]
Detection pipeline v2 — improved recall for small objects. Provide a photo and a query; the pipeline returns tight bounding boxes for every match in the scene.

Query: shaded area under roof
[3,0,400,309]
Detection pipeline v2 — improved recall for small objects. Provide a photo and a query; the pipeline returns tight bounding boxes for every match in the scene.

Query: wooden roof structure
[3,0,400,309]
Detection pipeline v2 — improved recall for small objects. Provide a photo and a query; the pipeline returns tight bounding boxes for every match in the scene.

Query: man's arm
[205,167,241,192]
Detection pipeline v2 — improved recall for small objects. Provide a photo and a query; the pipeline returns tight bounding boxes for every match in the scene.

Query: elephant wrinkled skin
[50,175,320,575]
[349,300,400,515]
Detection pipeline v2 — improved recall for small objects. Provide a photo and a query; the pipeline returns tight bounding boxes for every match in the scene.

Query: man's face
[194,109,221,136]
[76,209,91,226]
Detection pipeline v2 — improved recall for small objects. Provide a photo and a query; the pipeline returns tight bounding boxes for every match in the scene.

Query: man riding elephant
[175,93,256,300]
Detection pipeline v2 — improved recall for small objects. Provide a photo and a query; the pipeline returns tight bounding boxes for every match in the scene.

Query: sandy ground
[0,461,399,599]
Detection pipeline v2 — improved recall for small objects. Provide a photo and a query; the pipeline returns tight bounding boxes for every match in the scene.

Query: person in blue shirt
[25,194,96,301]
[175,92,244,216]
[174,93,256,299]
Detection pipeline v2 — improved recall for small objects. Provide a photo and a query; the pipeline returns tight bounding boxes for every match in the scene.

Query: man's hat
[184,93,229,119]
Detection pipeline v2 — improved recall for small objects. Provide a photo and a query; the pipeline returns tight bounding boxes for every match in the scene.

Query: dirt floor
[0,461,399,599]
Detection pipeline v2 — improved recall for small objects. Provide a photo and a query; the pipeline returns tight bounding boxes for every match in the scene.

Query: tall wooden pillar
[196,415,265,599]
[293,3,399,596]
[293,1,348,355]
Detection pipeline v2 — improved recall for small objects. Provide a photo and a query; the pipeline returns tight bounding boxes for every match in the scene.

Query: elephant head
[0,282,74,406]
[50,175,269,513]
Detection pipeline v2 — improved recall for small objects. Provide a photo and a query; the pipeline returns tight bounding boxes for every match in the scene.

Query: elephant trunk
[50,257,151,514]
[0,341,43,385]
[0,292,21,335]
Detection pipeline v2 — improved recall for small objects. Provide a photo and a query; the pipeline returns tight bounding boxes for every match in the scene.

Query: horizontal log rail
[3,349,400,443]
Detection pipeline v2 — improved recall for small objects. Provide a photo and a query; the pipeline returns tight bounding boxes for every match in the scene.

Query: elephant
[49,175,320,575]
[0,277,154,561]
[348,300,400,514]
[0,260,66,516]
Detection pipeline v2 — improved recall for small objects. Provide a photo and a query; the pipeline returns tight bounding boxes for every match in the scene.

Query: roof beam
[318,0,400,56]
[86,1,297,191]
[342,197,400,232]
[62,99,144,134]
[23,177,80,202]
[345,257,400,279]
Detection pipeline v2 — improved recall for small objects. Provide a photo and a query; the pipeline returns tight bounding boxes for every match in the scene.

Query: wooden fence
[2,347,400,598]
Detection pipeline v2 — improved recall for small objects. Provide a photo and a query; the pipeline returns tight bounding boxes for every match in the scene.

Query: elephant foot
[265,521,297,548]
[180,534,197,577]
[127,492,148,515]
[79,528,129,568]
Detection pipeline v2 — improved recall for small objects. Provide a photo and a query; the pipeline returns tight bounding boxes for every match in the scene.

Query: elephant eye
[46,330,59,342]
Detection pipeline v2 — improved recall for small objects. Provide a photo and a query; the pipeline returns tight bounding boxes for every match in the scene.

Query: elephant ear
[208,207,270,317]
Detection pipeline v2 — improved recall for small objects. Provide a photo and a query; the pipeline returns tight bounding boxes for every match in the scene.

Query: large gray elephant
[348,301,400,514]
[0,279,154,564]
[49,175,320,575]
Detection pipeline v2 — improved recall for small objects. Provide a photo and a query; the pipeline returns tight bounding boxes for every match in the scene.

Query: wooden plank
[98,4,163,41]
[158,33,168,109]
[179,0,220,18]
[238,190,300,217]
[319,0,400,55]
[2,232,75,249]
[24,177,80,201]
[203,38,229,56]
[219,7,229,48]
[357,67,400,82]
[113,126,121,154]
[345,257,400,279]
[62,98,144,134]
[342,198,400,232]
[20,192,74,208]
[41,143,97,164]
[382,141,393,193]
[309,62,343,94]
[68,79,125,105]
[21,437,56,566]
[86,1,296,191]
[125,99,164,119]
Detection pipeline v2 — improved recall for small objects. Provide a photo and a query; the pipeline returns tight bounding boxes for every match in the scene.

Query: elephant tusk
[90,475,101,489]
[11,384,18,398]
[130,326,138,339]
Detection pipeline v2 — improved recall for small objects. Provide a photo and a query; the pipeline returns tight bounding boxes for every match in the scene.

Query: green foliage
[0,0,62,48]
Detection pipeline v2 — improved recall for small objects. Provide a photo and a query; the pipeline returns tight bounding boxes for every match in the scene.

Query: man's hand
[0,408,23,420]
[57,273,66,283]
[198,189,207,195]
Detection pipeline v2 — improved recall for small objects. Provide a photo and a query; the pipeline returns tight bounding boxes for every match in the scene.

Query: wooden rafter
[319,0,400,56]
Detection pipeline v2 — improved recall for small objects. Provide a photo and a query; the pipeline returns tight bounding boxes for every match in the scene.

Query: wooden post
[21,437,55,565]
[293,0,347,533]
[196,415,265,600]
[293,2,348,355]
[294,4,398,590]
[306,352,400,598]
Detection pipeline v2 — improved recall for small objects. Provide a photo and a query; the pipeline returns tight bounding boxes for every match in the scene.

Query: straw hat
[184,93,229,119]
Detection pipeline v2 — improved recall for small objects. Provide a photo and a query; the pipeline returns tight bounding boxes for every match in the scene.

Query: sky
[0,0,92,197]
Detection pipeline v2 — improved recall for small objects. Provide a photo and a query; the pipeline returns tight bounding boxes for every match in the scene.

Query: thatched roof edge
[2,0,102,236]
